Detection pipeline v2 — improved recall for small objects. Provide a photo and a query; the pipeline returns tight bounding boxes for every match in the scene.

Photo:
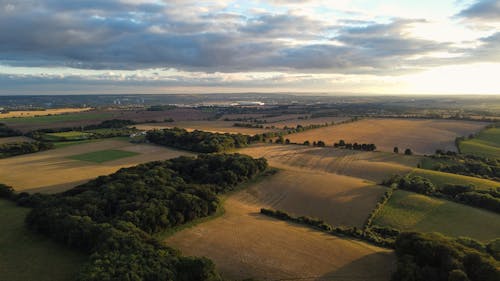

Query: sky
[0,0,499,95]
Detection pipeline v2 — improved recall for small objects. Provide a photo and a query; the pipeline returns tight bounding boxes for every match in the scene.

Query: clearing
[0,199,86,281]
[372,190,500,242]
[0,139,192,193]
[459,127,500,159]
[165,186,395,281]
[284,118,488,155]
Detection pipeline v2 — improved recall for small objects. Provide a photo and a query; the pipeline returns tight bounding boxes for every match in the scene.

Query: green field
[411,168,499,190]
[0,199,85,281]
[43,131,93,141]
[0,113,112,124]
[68,149,139,163]
[459,127,500,159]
[372,190,500,242]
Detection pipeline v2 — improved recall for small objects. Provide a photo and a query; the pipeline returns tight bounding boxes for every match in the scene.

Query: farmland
[68,149,140,163]
[410,168,499,190]
[0,107,91,118]
[0,199,85,281]
[372,190,500,242]
[0,136,34,144]
[165,187,395,281]
[0,139,192,193]
[134,120,273,134]
[459,127,500,159]
[235,168,386,227]
[284,118,488,154]
[239,144,419,182]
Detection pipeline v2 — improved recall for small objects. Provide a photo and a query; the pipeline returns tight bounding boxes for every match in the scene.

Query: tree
[404,148,413,155]
[394,146,399,154]
[303,140,310,146]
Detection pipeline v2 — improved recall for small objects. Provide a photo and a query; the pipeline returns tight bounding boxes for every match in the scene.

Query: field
[0,107,91,118]
[0,199,86,281]
[0,136,34,144]
[411,168,499,190]
[43,131,93,141]
[165,186,395,281]
[0,139,192,193]
[2,108,213,133]
[459,127,500,159]
[239,144,419,182]
[68,149,140,163]
[284,118,488,154]
[236,168,386,227]
[134,120,274,134]
[0,112,113,124]
[372,190,500,242]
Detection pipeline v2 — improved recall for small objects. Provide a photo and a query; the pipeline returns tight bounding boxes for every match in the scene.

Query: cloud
[0,0,497,81]
[457,0,500,22]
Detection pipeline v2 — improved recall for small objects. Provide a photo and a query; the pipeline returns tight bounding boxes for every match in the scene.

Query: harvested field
[238,144,419,182]
[270,116,351,129]
[0,107,91,118]
[134,120,274,134]
[0,199,86,281]
[284,118,488,154]
[0,139,192,193]
[0,136,34,144]
[237,168,386,227]
[165,184,395,281]
[372,190,500,242]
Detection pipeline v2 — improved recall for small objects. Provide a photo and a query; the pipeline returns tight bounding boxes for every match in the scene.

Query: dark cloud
[457,0,500,21]
[0,0,495,75]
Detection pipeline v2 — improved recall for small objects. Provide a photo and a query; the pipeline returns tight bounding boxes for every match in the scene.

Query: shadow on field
[314,252,395,281]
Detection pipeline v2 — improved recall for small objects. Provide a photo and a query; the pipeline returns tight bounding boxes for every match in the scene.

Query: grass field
[43,131,93,141]
[238,144,419,182]
[0,199,86,281]
[411,168,499,190]
[165,186,395,280]
[372,190,500,242]
[0,139,192,193]
[459,127,500,159]
[284,118,488,154]
[68,149,140,163]
[0,112,112,124]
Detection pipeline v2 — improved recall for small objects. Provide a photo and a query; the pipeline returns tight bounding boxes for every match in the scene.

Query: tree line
[333,140,377,151]
[0,141,54,158]
[3,153,267,281]
[146,128,261,153]
[383,174,500,214]
[0,123,21,137]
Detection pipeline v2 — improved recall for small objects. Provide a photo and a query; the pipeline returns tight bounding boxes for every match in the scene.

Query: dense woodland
[0,123,21,137]
[146,128,261,153]
[6,154,267,281]
[429,151,500,181]
[393,232,500,281]
[384,174,500,214]
[0,141,53,158]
